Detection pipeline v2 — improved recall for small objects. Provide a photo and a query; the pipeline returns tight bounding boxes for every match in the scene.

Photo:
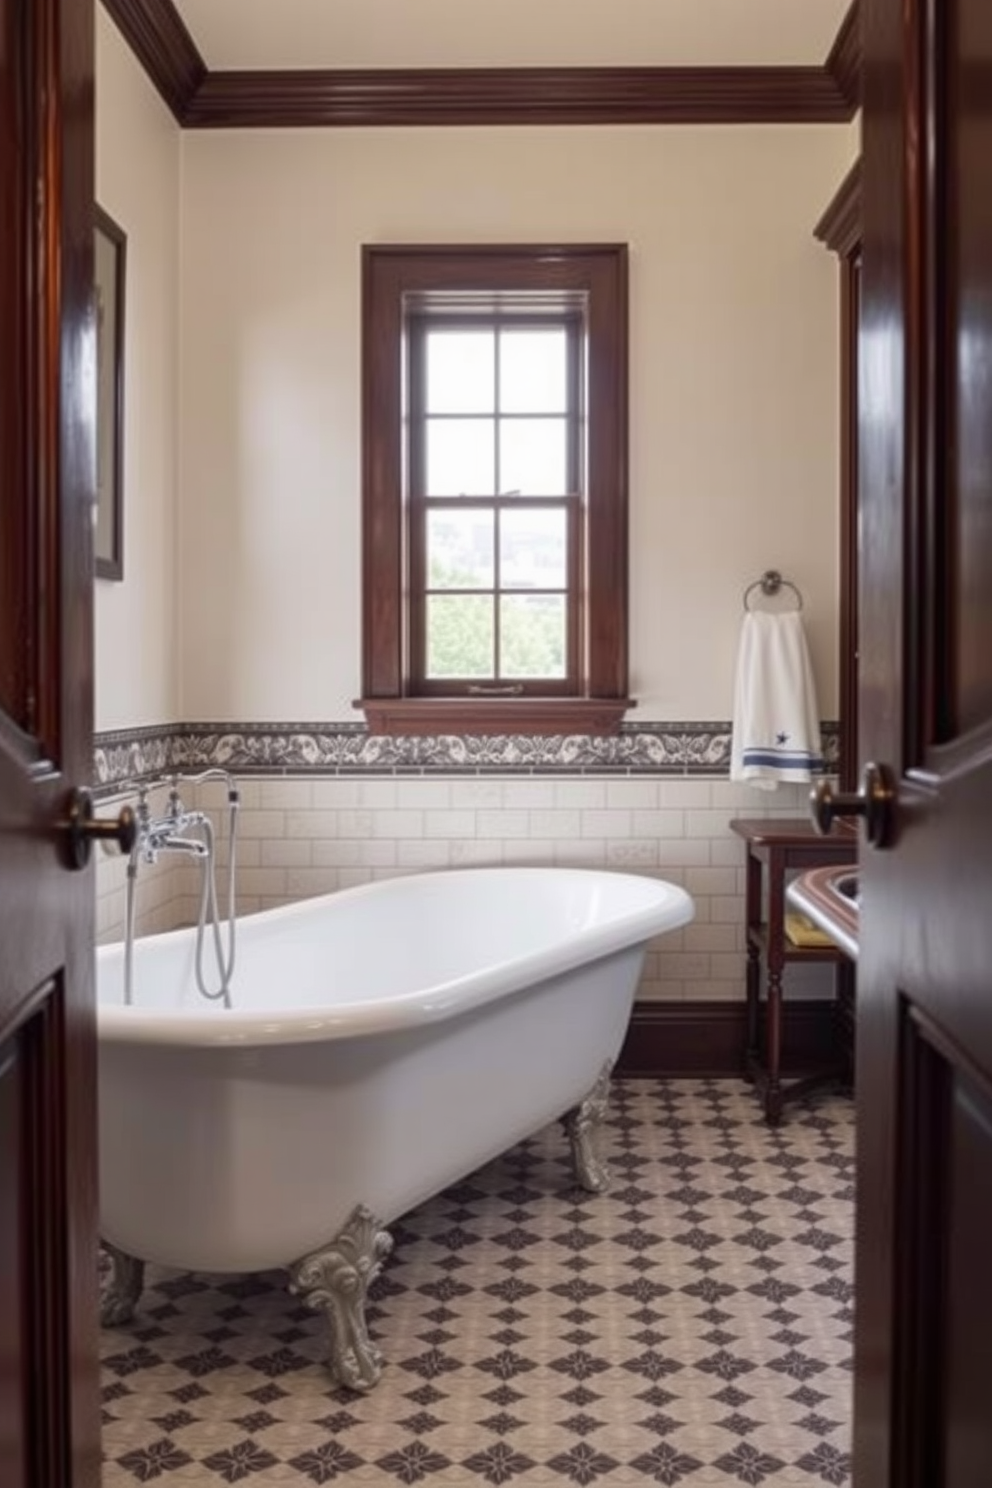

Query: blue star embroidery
[776,731,789,745]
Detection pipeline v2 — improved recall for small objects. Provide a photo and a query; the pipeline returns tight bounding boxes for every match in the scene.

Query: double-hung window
[358,245,630,734]
[410,311,581,694]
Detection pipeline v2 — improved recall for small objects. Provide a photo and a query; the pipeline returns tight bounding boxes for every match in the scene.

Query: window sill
[354,698,635,737]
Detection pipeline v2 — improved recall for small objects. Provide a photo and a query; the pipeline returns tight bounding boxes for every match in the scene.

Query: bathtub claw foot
[99,1241,145,1327]
[563,1059,614,1193]
[288,1204,393,1391]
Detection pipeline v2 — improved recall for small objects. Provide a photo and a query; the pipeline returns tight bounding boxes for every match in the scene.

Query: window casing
[358,245,630,735]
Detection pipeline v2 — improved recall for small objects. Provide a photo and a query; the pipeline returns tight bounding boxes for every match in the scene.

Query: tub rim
[97,867,694,1049]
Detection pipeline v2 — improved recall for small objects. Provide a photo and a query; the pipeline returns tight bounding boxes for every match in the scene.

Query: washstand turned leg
[764,966,785,1127]
[562,1058,614,1194]
[288,1204,394,1392]
[100,1241,146,1326]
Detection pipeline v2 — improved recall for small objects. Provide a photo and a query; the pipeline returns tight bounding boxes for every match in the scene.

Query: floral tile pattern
[101,1079,854,1485]
[93,723,840,793]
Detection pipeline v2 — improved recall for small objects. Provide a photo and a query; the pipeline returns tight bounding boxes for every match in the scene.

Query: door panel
[945,1079,992,1488]
[0,0,99,1480]
[0,0,30,735]
[0,1038,27,1488]
[952,0,992,734]
[0,988,76,1488]
[857,0,992,1483]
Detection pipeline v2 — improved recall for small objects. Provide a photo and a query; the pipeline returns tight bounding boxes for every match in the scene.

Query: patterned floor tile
[101,1079,853,1485]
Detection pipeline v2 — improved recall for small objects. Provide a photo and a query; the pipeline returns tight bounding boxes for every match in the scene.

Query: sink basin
[828,872,860,908]
[787,862,860,960]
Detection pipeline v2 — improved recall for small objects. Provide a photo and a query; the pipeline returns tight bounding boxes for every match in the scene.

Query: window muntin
[409,314,580,694]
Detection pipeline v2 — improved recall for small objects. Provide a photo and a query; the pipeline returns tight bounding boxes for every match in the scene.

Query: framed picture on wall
[94,204,126,580]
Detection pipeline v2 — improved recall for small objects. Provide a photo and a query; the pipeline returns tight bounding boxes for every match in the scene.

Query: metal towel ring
[743,569,803,612]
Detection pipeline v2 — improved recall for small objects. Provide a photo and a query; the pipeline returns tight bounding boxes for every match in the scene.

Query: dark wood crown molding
[185,66,849,129]
[101,0,861,128]
[815,158,863,257]
[100,0,206,123]
[825,0,862,111]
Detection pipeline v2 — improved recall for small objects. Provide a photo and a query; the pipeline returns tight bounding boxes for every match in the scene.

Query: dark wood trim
[891,1011,952,1488]
[18,986,71,1488]
[837,251,861,794]
[1,0,100,1475]
[360,244,628,735]
[58,0,104,1465]
[184,65,851,129]
[0,0,30,736]
[617,1000,845,1079]
[815,161,863,794]
[93,205,126,583]
[99,0,205,124]
[356,697,633,737]
[101,0,864,130]
[815,158,863,257]
[825,0,863,111]
[850,6,918,1474]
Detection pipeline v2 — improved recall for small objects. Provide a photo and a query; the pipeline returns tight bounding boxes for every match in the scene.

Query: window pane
[499,418,567,496]
[425,329,495,413]
[499,328,568,413]
[427,509,494,589]
[500,508,567,589]
[500,594,567,679]
[426,418,495,496]
[427,595,494,678]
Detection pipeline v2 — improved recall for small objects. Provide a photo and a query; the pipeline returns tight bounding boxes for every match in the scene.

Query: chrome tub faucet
[134,781,210,862]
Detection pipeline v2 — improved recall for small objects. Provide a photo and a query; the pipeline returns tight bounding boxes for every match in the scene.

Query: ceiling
[171,0,852,73]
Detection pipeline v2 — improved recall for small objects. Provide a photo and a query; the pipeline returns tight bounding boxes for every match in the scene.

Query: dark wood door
[856,0,992,1483]
[0,0,101,1483]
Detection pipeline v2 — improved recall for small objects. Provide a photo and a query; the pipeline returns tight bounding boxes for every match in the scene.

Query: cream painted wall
[94,11,181,730]
[175,0,851,71]
[178,124,855,723]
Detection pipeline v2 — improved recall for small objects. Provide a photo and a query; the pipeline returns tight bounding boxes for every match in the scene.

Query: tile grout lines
[101,1077,854,1485]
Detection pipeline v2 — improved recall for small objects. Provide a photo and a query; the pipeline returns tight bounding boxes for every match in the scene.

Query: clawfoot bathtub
[97,866,693,1388]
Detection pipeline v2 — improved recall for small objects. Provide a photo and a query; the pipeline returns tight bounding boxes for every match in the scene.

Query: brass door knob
[810,761,897,850]
[60,788,137,871]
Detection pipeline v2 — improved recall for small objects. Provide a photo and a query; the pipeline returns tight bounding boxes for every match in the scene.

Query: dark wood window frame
[815,161,862,793]
[357,244,632,736]
[94,203,127,583]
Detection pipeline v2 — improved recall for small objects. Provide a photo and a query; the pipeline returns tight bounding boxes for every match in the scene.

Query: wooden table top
[729,817,858,847]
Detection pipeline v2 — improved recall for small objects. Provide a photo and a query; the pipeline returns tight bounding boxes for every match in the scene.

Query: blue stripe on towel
[742,749,824,770]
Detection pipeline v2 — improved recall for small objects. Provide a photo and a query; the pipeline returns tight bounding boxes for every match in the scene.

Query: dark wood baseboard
[617,999,841,1079]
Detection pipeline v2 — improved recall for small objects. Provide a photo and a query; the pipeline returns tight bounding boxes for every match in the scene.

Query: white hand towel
[730,610,823,789]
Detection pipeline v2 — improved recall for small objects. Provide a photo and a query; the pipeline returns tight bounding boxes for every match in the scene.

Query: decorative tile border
[94,721,839,795]
[93,724,173,793]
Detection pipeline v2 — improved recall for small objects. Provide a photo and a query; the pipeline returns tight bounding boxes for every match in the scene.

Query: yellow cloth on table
[784,912,835,948]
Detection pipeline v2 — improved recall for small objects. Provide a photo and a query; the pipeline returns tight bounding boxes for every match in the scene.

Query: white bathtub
[97,866,693,1387]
